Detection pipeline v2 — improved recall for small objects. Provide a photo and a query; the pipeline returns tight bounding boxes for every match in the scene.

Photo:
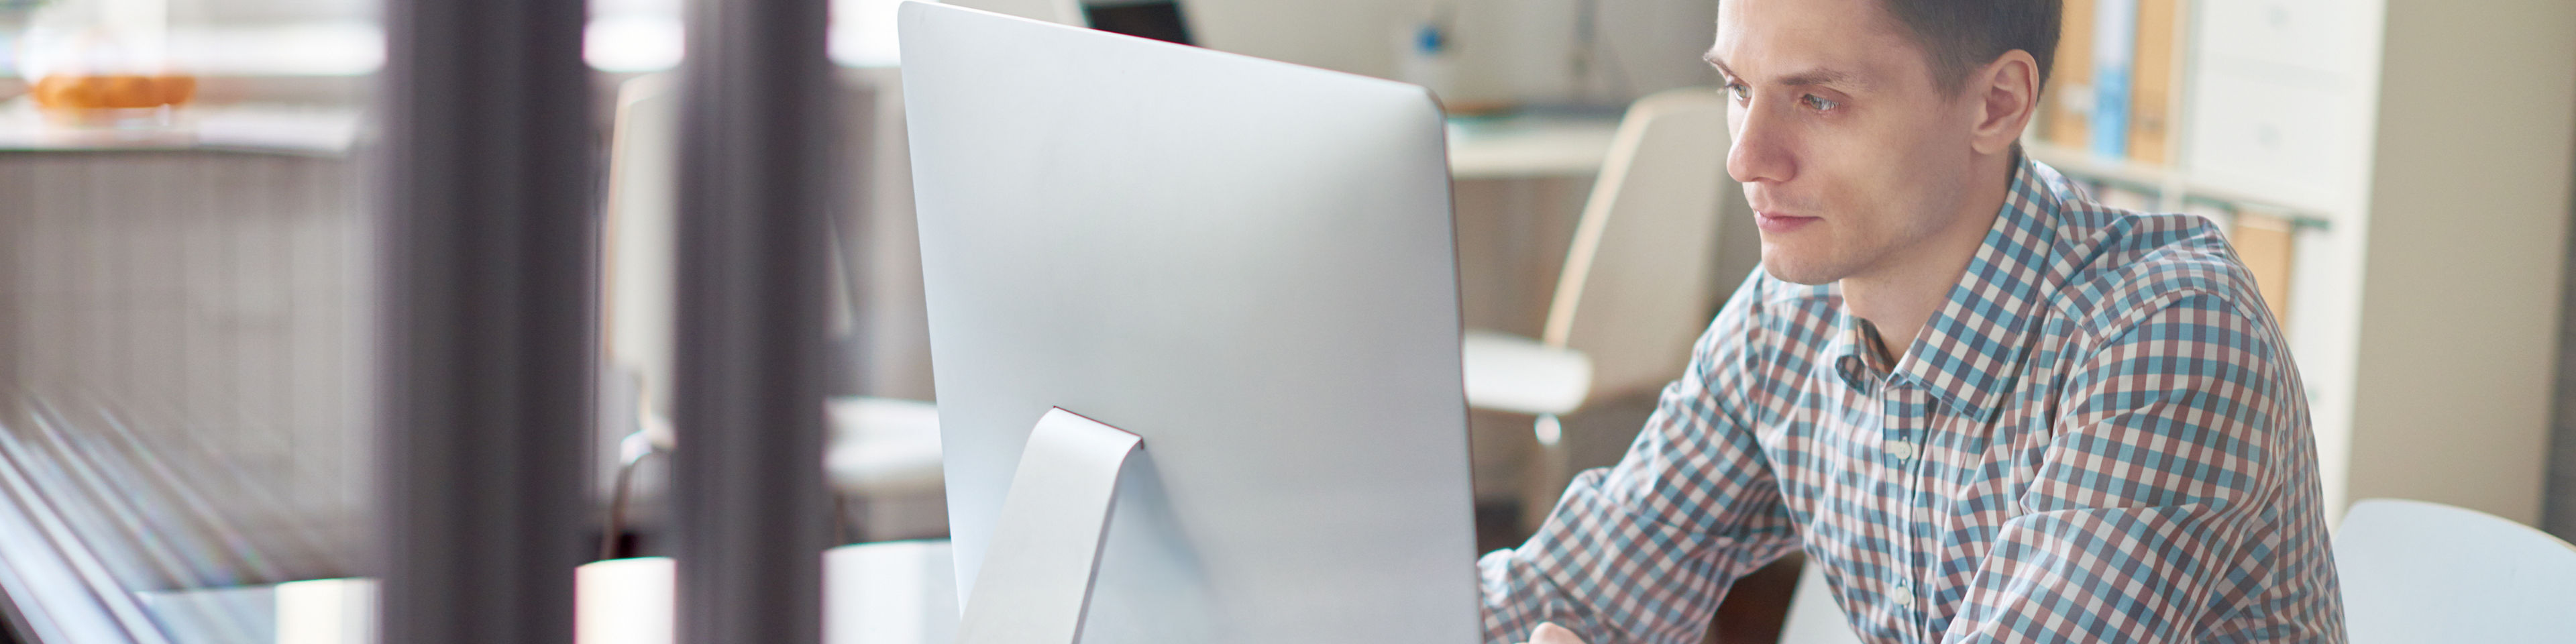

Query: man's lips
[1755,211,1819,233]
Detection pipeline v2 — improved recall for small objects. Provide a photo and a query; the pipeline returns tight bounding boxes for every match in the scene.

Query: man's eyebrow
[1703,54,1865,90]
[1776,68,1858,88]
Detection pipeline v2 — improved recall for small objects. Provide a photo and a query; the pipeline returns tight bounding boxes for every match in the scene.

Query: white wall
[1185,0,1433,80]
[2343,0,2576,525]
[178,0,372,22]
[1189,0,1717,107]
[1441,0,1717,105]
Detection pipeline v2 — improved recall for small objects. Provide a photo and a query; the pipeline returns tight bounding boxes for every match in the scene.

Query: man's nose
[1726,101,1795,186]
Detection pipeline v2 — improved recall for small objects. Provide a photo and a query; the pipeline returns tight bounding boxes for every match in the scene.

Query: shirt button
[1886,441,1917,460]
[1889,585,1915,608]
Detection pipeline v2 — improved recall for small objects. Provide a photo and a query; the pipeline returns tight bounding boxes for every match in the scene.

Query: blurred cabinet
[0,148,370,583]
[2182,0,2375,215]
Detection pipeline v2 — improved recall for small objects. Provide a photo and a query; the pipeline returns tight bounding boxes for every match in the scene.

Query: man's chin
[1760,255,1847,286]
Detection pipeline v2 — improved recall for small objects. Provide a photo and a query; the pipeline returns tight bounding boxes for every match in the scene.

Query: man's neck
[1840,150,2017,364]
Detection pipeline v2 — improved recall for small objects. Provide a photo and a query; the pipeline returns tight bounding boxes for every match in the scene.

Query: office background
[0,0,2565,641]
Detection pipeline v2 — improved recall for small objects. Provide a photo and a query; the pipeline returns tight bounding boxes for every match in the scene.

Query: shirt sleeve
[1937,292,2307,643]
[1477,278,1802,644]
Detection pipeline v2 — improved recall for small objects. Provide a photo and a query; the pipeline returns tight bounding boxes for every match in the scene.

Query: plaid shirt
[1479,156,2345,644]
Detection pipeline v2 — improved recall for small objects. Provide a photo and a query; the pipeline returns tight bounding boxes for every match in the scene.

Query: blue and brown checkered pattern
[1480,156,2346,644]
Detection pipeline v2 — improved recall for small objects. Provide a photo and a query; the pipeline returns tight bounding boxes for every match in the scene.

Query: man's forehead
[1715,0,1908,41]
[1708,0,1922,85]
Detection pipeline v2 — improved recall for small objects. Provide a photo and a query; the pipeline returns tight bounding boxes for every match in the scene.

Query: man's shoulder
[2047,202,2273,340]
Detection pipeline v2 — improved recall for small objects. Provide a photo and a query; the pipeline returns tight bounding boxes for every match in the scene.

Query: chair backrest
[2337,498,2576,643]
[1541,87,1739,400]
[602,74,681,427]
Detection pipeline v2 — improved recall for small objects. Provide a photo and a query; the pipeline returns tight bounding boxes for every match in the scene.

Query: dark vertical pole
[2545,142,2576,541]
[673,0,834,638]
[375,0,594,641]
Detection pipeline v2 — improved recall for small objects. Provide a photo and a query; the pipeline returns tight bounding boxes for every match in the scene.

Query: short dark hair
[1876,0,2061,95]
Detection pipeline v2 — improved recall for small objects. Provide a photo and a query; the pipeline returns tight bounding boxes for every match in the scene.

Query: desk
[136,541,961,644]
[0,100,362,156]
[1444,113,1621,180]
[575,541,963,644]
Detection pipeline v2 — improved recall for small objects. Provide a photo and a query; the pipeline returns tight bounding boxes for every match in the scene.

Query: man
[1478,0,2345,641]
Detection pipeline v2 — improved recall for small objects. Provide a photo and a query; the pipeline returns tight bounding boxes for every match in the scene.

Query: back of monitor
[936,0,1083,25]
[900,3,1480,643]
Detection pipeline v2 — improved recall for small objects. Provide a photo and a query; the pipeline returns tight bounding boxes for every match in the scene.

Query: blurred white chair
[1458,89,1735,523]
[2337,498,2576,643]
[1460,87,1736,419]
[600,74,947,551]
[825,396,945,497]
[1773,498,2576,644]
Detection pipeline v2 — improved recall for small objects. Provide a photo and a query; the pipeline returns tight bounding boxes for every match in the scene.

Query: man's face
[1710,0,1988,285]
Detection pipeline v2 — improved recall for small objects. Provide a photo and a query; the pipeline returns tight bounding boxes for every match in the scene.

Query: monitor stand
[955,408,1144,644]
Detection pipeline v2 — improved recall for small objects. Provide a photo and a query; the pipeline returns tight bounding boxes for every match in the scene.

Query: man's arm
[1477,277,1803,644]
[1937,292,2331,643]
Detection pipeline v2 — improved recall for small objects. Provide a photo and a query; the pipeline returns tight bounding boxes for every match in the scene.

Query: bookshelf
[2028,0,2341,227]
[2027,0,2576,527]
[2021,141,2328,229]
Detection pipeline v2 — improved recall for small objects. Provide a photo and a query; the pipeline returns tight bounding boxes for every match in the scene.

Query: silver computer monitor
[900,3,1480,643]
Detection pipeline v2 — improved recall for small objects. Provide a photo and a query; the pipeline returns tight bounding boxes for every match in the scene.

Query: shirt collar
[1882,153,2067,421]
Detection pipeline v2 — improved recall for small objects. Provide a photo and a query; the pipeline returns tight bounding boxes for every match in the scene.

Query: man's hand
[1513,623,1588,644]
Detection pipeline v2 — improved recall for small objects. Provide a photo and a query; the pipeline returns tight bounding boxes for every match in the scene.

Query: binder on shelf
[2088,0,2137,159]
[2230,208,2296,326]
[2044,0,2096,148]
[2128,0,2179,164]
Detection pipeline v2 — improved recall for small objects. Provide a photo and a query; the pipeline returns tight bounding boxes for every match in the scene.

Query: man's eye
[1801,94,1839,112]
[1725,83,1750,103]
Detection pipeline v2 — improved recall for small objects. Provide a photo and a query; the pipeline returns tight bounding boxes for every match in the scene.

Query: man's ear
[1970,50,2040,155]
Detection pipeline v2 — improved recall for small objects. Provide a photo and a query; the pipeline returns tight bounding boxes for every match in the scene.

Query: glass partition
[0,0,377,639]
